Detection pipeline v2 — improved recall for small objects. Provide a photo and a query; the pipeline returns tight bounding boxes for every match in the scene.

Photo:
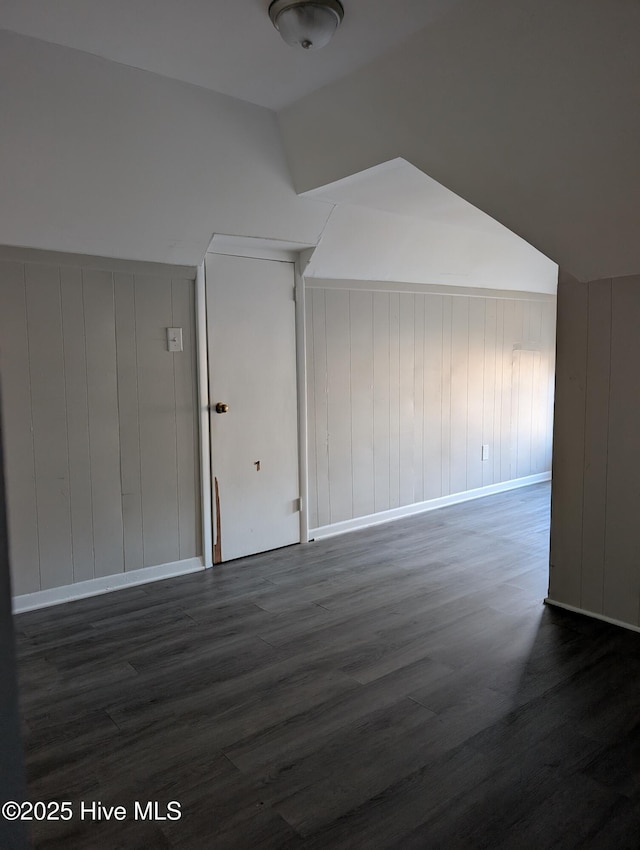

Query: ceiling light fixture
[268,0,344,51]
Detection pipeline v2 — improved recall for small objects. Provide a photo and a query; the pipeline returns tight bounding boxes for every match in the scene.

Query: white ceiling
[0,0,560,287]
[280,0,640,280]
[0,0,462,110]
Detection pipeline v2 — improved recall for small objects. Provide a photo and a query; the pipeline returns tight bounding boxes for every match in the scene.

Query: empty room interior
[1,1,640,848]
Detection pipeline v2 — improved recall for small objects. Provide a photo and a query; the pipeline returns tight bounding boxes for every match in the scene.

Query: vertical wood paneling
[493,300,505,483]
[603,276,640,625]
[529,300,547,476]
[528,301,543,346]
[389,293,401,508]
[499,300,515,482]
[349,291,375,518]
[0,262,40,595]
[1,255,200,598]
[512,300,525,347]
[482,299,497,488]
[549,270,587,608]
[522,299,532,344]
[311,289,330,527]
[114,272,144,573]
[530,345,544,473]
[398,294,415,506]
[172,278,199,559]
[60,266,95,583]
[549,272,640,630]
[450,297,469,494]
[423,294,443,501]
[372,293,391,514]
[83,269,124,578]
[466,298,485,491]
[511,350,538,478]
[440,295,453,497]
[413,295,425,502]
[511,307,532,467]
[543,300,557,471]
[135,276,180,567]
[325,289,353,523]
[25,263,73,591]
[307,285,556,533]
[510,350,521,479]
[305,291,318,529]
[580,279,611,614]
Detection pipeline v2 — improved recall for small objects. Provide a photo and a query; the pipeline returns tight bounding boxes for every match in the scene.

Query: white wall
[0,30,558,297]
[306,280,556,533]
[0,248,200,598]
[305,203,557,293]
[0,30,331,266]
[279,0,640,282]
[549,270,640,630]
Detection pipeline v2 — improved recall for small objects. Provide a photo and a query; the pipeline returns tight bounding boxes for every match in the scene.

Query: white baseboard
[310,472,551,541]
[13,557,204,614]
[544,597,640,634]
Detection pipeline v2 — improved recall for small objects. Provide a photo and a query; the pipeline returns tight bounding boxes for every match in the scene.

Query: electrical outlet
[482,444,489,461]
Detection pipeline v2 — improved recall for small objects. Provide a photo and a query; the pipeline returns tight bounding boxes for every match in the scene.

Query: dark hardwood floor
[14,483,640,848]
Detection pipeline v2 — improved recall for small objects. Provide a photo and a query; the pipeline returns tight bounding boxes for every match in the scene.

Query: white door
[205,253,300,562]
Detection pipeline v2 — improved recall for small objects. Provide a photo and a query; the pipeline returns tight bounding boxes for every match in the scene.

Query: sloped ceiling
[280,0,640,281]
[0,0,462,110]
[303,161,558,292]
[0,30,332,265]
[304,160,515,235]
[3,0,635,282]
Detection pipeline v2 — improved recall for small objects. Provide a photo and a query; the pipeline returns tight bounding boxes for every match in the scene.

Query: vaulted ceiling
[280,0,640,281]
[1,0,637,283]
[0,0,462,109]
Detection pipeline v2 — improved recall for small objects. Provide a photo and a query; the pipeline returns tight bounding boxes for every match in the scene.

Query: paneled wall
[0,249,200,597]
[549,270,640,629]
[306,281,556,532]
[0,378,28,847]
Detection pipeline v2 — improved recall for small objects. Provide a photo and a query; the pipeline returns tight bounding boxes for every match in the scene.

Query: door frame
[195,260,213,567]
[195,235,315,567]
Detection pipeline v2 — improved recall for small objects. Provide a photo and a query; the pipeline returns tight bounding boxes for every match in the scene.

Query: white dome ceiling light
[268,0,345,51]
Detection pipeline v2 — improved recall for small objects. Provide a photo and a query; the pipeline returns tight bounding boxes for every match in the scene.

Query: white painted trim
[196,261,213,568]
[207,234,314,263]
[305,277,556,302]
[13,558,204,613]
[544,598,640,634]
[294,258,309,544]
[310,473,551,540]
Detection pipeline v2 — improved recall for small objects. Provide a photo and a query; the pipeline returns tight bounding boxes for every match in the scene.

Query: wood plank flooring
[14,483,640,848]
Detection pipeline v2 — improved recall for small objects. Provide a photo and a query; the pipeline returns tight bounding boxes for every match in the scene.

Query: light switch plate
[482,444,489,461]
[167,327,183,352]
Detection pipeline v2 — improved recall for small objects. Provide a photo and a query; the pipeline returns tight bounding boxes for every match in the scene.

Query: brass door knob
[215,402,229,414]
